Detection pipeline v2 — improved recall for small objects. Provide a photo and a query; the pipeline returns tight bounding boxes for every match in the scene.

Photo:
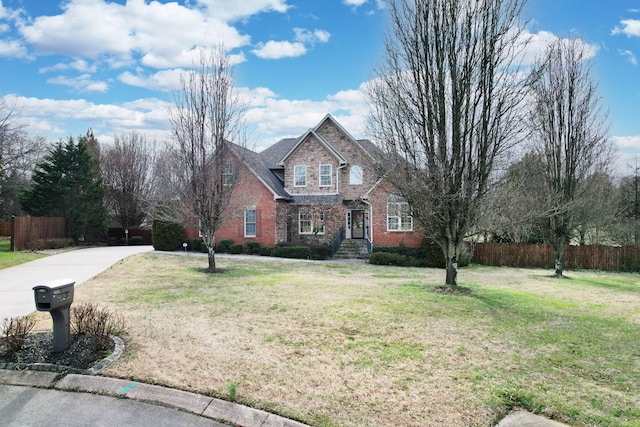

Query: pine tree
[20,130,107,242]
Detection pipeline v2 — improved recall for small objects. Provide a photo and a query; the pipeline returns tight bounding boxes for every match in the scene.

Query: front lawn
[0,239,44,269]
[67,254,640,427]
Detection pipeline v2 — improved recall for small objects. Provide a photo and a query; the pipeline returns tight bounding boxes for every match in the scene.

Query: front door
[351,210,365,239]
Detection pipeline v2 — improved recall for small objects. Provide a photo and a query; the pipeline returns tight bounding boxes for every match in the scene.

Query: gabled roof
[278,128,347,167]
[227,114,386,202]
[230,143,290,200]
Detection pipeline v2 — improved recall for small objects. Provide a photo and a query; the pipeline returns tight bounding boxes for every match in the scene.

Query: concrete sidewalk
[0,245,153,319]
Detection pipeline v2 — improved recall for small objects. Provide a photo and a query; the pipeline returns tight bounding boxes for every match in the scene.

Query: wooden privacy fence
[10,216,68,251]
[0,221,11,236]
[472,242,640,272]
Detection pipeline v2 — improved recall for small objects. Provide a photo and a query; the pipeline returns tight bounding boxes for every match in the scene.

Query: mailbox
[33,279,75,311]
[33,279,75,353]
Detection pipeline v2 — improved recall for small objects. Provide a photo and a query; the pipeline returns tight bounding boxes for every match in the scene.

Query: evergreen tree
[20,130,107,242]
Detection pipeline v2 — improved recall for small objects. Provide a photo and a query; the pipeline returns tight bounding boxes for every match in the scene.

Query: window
[299,211,312,234]
[319,164,332,187]
[315,211,326,235]
[349,165,363,185]
[387,194,413,231]
[294,165,307,187]
[299,210,325,235]
[222,161,233,186]
[245,209,256,237]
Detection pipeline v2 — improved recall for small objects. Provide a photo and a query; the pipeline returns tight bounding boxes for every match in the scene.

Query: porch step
[333,239,370,259]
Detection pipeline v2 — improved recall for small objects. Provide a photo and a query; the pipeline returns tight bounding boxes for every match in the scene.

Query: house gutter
[362,197,373,250]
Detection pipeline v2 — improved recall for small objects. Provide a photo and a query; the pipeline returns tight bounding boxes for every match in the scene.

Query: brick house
[186,114,423,253]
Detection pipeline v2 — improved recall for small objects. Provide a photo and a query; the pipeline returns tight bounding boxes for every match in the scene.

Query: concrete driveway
[0,246,153,320]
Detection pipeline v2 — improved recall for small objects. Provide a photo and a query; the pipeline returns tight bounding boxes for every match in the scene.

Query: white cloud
[118,68,183,91]
[612,135,640,151]
[343,0,368,7]
[518,30,599,66]
[195,0,290,21]
[0,38,30,58]
[252,40,307,59]
[18,0,250,69]
[40,58,97,74]
[620,49,638,65]
[253,27,330,59]
[294,28,331,44]
[46,74,109,93]
[612,19,640,37]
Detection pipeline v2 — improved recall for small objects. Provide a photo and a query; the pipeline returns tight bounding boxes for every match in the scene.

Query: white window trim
[294,165,307,187]
[387,195,413,232]
[245,209,256,237]
[319,164,332,187]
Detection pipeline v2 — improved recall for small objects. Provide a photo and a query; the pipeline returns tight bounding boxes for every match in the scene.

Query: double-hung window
[299,211,325,235]
[299,211,312,234]
[319,164,332,187]
[245,209,256,237]
[294,165,307,187]
[387,194,413,231]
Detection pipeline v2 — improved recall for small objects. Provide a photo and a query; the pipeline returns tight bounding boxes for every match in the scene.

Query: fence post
[10,215,15,252]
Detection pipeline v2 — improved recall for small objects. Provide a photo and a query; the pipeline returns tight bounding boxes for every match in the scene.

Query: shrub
[229,244,243,254]
[273,245,311,259]
[128,235,144,245]
[369,251,411,266]
[260,246,274,256]
[71,303,126,352]
[217,239,233,253]
[151,220,185,251]
[1,315,36,352]
[373,245,425,267]
[310,245,330,260]
[190,238,205,252]
[26,238,75,251]
[246,241,261,255]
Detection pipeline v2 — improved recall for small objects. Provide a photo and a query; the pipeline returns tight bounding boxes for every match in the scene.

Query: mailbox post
[33,279,75,352]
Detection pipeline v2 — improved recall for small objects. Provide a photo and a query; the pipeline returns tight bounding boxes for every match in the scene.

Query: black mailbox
[33,279,75,311]
[32,279,75,352]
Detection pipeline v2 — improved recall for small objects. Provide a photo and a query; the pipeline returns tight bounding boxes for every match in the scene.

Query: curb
[0,369,310,427]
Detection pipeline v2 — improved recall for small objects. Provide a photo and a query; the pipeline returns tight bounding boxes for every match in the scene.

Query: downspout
[336,162,347,195]
[362,198,373,252]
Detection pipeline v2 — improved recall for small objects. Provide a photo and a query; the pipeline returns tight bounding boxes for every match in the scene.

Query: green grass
[83,255,640,427]
[0,240,44,269]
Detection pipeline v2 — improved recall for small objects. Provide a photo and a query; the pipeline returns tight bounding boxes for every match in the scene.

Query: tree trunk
[207,245,216,272]
[444,240,458,286]
[446,257,458,286]
[554,239,565,277]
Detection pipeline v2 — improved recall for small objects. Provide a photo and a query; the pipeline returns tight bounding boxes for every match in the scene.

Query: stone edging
[0,335,124,375]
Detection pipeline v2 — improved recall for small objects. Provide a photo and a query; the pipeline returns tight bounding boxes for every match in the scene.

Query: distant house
[185,114,423,253]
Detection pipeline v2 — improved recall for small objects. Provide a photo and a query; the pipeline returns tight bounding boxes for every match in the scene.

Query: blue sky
[1,0,639,174]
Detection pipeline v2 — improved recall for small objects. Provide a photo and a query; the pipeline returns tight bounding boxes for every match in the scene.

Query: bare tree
[0,99,46,219]
[101,131,156,231]
[166,45,246,272]
[528,38,613,276]
[367,0,529,286]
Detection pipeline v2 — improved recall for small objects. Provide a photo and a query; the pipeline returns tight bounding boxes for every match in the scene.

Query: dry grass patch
[70,254,640,427]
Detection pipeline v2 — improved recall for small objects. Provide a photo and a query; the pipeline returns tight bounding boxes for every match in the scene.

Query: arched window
[349,165,363,185]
